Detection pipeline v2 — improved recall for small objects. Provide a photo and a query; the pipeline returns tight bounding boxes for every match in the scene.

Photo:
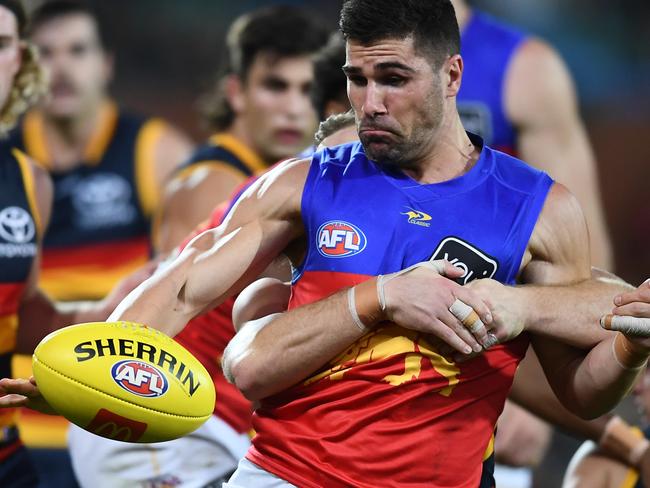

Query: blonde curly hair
[0,41,48,135]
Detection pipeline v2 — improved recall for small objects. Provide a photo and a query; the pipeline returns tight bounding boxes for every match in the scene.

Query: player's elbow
[222,346,269,401]
[226,358,270,402]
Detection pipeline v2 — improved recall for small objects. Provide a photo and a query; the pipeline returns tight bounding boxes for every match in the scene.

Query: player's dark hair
[315,109,356,146]
[0,0,26,37]
[312,32,348,121]
[339,0,460,68]
[29,0,111,50]
[203,5,328,132]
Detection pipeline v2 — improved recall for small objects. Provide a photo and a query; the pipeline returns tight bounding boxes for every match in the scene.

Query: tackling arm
[519,184,645,418]
[109,159,307,337]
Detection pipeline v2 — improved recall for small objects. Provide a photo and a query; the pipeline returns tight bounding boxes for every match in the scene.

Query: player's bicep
[180,158,309,312]
[519,183,591,285]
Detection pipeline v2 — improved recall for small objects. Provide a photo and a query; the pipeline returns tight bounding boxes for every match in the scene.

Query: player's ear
[445,54,463,98]
[225,74,245,115]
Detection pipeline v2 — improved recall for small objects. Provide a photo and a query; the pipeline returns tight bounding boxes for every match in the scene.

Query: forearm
[520,275,633,348]
[510,349,610,441]
[225,282,378,401]
[112,219,291,336]
[538,333,646,419]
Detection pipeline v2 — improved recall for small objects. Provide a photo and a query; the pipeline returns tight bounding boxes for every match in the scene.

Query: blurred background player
[0,0,193,483]
[155,5,328,252]
[451,0,611,270]
[0,2,47,485]
[4,0,193,301]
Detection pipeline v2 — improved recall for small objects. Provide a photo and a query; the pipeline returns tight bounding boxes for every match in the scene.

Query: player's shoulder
[505,37,576,125]
[509,37,569,91]
[485,143,552,190]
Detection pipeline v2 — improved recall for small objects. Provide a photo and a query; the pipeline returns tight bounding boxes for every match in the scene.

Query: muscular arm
[109,159,307,336]
[506,39,612,269]
[514,184,640,418]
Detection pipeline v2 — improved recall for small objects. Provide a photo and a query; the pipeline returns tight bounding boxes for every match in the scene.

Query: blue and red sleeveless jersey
[458,11,528,155]
[247,137,553,488]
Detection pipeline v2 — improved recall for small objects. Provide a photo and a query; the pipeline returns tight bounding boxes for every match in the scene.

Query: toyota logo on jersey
[111,360,169,398]
[0,206,35,244]
[317,220,367,258]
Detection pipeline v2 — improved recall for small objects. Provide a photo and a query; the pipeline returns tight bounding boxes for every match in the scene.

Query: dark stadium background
[26,0,650,485]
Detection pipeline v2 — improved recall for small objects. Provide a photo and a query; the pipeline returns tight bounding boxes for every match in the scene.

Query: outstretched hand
[0,377,57,415]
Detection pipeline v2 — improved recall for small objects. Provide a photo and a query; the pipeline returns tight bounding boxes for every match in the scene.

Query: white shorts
[493,464,533,488]
[68,415,250,488]
[223,458,297,488]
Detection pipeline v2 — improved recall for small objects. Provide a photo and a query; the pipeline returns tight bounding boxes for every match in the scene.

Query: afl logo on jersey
[0,206,35,244]
[317,220,367,258]
[111,360,169,398]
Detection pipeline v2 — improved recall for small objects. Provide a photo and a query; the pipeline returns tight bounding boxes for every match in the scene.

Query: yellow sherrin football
[32,322,215,443]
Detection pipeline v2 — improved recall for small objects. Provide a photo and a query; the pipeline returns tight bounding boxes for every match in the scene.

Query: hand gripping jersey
[458,11,528,155]
[246,137,553,488]
[0,148,41,461]
[4,102,165,301]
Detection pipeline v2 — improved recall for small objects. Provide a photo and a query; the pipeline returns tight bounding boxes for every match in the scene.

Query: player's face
[237,54,318,162]
[0,6,21,112]
[32,14,111,119]
[344,37,448,169]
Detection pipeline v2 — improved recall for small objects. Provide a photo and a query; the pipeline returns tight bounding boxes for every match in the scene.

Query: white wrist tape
[347,287,369,333]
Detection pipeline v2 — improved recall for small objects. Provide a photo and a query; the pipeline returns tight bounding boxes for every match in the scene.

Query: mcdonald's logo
[85,408,148,442]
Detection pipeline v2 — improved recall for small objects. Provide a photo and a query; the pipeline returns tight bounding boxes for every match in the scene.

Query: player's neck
[42,102,106,171]
[226,120,273,166]
[451,0,471,31]
[402,115,478,185]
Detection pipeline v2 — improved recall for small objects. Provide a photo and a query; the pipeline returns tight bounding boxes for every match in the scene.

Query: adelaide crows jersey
[0,148,41,459]
[4,101,166,301]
